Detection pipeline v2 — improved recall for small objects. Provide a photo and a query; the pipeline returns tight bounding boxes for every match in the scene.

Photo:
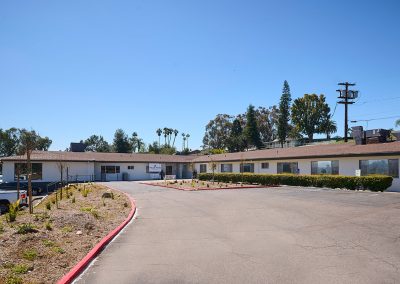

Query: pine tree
[227,118,246,152]
[277,80,292,147]
[113,129,132,153]
[244,105,263,149]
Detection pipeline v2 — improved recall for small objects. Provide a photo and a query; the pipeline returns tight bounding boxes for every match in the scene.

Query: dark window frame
[14,163,43,181]
[311,160,339,175]
[261,162,269,169]
[200,164,207,173]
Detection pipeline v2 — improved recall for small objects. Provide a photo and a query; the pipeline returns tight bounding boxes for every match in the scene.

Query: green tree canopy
[227,118,246,152]
[291,94,332,141]
[0,128,52,157]
[202,114,233,150]
[83,135,111,152]
[277,80,292,147]
[244,105,263,149]
[112,129,132,153]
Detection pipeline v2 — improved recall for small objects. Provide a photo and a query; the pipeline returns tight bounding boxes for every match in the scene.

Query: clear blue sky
[1,0,399,151]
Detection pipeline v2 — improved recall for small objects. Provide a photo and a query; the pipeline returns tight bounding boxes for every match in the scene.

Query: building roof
[191,142,400,163]
[0,151,195,163]
[1,142,399,164]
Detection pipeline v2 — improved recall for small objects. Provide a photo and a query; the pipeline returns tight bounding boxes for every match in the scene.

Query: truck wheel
[0,201,9,214]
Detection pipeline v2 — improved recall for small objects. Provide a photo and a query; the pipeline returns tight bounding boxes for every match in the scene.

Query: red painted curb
[140,182,268,191]
[57,188,136,284]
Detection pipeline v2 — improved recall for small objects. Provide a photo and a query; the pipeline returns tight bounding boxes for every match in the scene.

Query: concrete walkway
[77,182,400,284]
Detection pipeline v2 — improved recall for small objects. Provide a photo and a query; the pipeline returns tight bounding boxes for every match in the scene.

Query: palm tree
[323,120,337,139]
[156,128,162,146]
[172,129,179,147]
[182,133,186,151]
[186,134,190,150]
[396,119,400,128]
[163,127,168,146]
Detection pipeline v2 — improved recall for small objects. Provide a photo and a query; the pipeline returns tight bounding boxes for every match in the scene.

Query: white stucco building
[0,142,399,190]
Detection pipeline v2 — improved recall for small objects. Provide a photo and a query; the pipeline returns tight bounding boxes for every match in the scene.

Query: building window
[277,162,298,174]
[200,164,207,173]
[311,160,339,175]
[166,165,173,175]
[240,163,254,173]
[128,166,134,170]
[101,166,120,174]
[14,163,43,181]
[359,159,399,178]
[221,164,233,173]
[261,162,269,169]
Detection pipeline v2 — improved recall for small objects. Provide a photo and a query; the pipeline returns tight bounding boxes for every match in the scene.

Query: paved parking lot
[77,182,400,284]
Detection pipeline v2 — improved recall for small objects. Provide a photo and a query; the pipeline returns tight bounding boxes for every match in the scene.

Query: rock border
[140,181,267,191]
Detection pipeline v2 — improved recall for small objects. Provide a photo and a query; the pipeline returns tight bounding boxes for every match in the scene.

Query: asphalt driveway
[77,182,400,284]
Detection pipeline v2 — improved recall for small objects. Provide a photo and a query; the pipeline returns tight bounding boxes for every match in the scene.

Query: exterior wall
[195,155,400,191]
[94,162,191,181]
[1,161,95,183]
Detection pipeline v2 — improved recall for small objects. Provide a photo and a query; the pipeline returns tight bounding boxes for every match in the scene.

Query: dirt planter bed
[0,183,134,284]
[141,180,267,191]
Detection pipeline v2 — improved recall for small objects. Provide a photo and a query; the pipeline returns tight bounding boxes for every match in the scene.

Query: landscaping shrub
[198,173,393,192]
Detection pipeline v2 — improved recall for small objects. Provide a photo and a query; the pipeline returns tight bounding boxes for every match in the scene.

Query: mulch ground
[142,179,266,191]
[0,183,131,284]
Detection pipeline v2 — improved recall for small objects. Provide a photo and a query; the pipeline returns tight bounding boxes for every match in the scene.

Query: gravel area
[0,183,131,284]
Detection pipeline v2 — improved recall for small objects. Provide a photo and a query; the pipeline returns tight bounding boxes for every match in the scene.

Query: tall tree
[277,80,292,147]
[202,114,233,150]
[396,119,400,127]
[18,129,46,214]
[244,105,263,149]
[227,118,246,152]
[172,129,179,147]
[256,106,279,143]
[0,128,20,156]
[84,135,110,152]
[112,129,132,153]
[291,94,329,141]
[156,128,162,146]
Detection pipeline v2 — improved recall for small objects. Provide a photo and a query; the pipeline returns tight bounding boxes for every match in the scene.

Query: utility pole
[336,82,358,142]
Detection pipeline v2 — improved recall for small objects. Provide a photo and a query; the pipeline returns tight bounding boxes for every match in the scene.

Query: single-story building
[0,142,399,190]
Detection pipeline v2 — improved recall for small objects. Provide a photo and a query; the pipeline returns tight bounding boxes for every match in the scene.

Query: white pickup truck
[0,190,28,214]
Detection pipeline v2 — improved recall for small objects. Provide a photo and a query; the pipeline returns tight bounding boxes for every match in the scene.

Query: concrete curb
[57,188,136,284]
[140,182,268,191]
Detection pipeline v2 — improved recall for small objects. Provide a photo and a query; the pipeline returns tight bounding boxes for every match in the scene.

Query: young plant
[45,220,52,231]
[6,199,20,222]
[45,202,51,210]
[22,249,38,261]
[16,223,37,234]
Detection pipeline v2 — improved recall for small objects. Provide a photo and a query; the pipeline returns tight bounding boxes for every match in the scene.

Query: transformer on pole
[336,82,358,142]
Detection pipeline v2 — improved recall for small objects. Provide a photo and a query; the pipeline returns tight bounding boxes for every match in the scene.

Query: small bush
[198,173,393,192]
[45,202,51,210]
[71,196,76,203]
[42,240,55,247]
[6,200,20,222]
[61,225,73,233]
[16,224,37,234]
[0,223,4,234]
[123,202,128,208]
[45,221,52,231]
[12,264,29,274]
[6,275,23,284]
[23,249,38,261]
[53,247,65,254]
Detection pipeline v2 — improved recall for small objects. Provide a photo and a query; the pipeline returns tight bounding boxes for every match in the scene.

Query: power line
[350,115,400,122]
[354,96,400,106]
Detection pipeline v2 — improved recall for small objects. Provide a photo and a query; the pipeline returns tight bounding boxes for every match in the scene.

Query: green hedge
[198,173,393,192]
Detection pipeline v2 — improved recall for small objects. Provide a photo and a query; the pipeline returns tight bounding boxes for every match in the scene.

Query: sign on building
[149,163,162,173]
[355,169,361,177]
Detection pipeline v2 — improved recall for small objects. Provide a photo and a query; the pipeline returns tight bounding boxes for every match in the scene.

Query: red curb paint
[57,188,136,284]
[140,182,268,191]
